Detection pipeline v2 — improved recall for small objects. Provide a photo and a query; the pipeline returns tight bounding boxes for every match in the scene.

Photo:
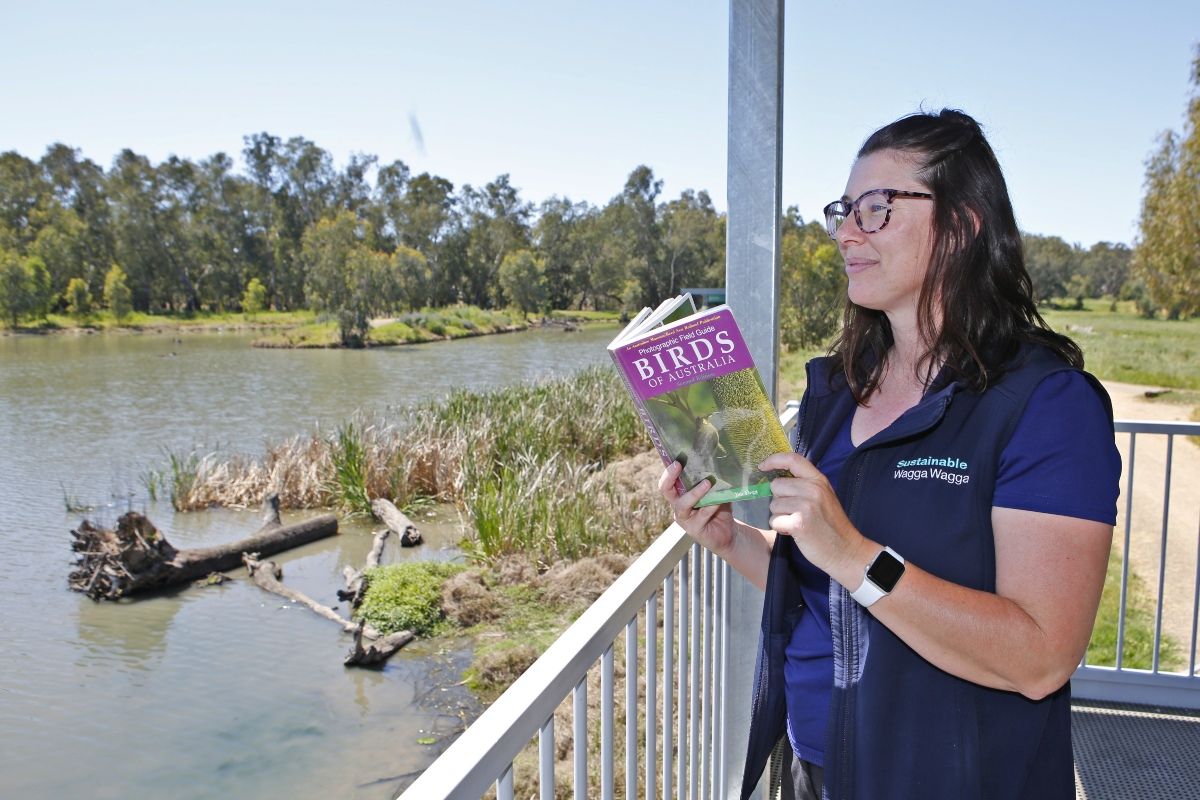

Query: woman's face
[835,149,935,327]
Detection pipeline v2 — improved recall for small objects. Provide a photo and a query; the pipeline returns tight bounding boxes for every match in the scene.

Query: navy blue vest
[741,345,1112,800]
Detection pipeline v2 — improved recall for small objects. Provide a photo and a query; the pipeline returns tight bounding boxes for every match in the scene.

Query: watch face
[867,551,905,591]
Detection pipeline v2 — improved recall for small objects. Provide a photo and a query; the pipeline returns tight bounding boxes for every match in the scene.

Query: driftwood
[345,621,415,667]
[245,554,413,666]
[68,495,338,601]
[370,498,423,547]
[339,527,390,606]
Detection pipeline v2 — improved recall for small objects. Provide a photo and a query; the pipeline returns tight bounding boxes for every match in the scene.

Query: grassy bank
[154,364,670,563]
[251,305,529,348]
[3,308,316,334]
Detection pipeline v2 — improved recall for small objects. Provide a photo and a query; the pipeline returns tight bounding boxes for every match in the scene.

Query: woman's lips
[844,258,877,275]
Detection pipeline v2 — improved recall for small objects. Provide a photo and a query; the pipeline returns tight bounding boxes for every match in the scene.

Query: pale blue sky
[3,1,1198,247]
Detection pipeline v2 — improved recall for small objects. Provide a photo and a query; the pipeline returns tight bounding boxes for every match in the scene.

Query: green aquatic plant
[330,422,371,515]
[356,561,466,636]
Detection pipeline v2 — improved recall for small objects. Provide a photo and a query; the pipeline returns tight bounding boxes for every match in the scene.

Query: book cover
[608,301,791,507]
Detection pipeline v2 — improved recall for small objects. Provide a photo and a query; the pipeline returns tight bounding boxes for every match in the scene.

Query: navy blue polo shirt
[784,370,1122,766]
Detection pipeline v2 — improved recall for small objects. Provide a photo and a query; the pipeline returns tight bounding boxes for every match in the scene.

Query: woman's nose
[834,210,865,248]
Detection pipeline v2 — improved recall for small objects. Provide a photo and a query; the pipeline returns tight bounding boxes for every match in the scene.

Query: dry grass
[158,365,669,563]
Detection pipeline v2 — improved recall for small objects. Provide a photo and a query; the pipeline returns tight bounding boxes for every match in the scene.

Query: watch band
[850,546,905,608]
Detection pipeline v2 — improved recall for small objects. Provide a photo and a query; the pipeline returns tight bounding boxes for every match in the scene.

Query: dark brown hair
[830,109,1082,402]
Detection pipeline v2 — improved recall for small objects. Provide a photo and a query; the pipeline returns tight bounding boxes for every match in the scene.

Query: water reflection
[74,588,185,672]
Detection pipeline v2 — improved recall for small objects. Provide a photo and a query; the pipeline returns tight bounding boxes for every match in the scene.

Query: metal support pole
[724,0,784,798]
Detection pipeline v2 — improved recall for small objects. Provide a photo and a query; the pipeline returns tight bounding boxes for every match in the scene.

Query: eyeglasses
[822,189,934,238]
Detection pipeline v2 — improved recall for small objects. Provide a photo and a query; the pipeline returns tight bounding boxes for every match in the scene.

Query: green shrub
[356,561,466,636]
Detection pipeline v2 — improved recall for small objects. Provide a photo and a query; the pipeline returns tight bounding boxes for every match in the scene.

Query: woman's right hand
[658,461,736,556]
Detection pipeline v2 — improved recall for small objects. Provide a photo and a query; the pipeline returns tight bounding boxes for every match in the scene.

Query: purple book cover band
[609,301,791,507]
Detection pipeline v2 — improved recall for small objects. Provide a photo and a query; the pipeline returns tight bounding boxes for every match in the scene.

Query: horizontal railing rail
[1072,419,1200,709]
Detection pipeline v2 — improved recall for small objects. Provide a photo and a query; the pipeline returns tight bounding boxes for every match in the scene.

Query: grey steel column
[723,0,784,798]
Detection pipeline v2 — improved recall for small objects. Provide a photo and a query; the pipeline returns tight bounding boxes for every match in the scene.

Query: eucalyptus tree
[188,153,258,309]
[568,203,629,311]
[242,132,288,307]
[104,264,132,321]
[30,207,89,302]
[0,250,52,325]
[660,189,723,296]
[1081,242,1132,300]
[149,155,203,311]
[1022,233,1078,305]
[336,153,380,222]
[374,159,411,251]
[779,211,845,349]
[498,248,549,318]
[108,150,176,310]
[300,210,389,344]
[460,174,532,308]
[390,171,462,306]
[534,196,592,309]
[38,144,114,295]
[612,165,665,307]
[0,151,47,252]
[1134,46,1200,319]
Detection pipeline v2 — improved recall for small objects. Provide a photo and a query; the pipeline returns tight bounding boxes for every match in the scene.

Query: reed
[329,422,371,515]
[161,365,662,561]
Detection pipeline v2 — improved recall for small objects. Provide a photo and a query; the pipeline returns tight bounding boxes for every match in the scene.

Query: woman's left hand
[759,452,870,577]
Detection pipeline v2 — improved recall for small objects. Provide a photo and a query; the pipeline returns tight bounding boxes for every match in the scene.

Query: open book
[607,294,791,507]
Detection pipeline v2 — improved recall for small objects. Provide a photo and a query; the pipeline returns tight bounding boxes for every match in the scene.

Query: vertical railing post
[725,0,785,797]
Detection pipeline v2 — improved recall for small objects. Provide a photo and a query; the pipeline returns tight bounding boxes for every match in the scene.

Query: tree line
[0,137,727,340]
[2,42,1196,346]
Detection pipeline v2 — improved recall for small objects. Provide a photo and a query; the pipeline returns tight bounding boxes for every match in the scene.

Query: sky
[3,0,1198,248]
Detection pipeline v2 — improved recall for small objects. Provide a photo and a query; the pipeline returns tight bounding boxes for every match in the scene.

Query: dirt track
[1103,381,1199,671]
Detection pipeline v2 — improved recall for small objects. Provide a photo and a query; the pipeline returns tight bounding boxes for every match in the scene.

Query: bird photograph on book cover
[611,306,790,507]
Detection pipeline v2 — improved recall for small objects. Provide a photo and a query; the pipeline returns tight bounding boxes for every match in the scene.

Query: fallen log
[339,526,390,606]
[370,498,423,547]
[245,554,367,633]
[345,621,415,667]
[68,497,337,601]
[244,554,414,666]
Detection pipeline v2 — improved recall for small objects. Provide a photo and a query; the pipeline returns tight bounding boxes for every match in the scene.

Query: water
[0,324,616,799]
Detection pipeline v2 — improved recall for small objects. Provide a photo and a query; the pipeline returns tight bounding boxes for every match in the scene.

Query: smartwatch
[850,546,906,608]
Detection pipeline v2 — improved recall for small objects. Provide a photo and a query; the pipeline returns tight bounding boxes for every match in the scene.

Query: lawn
[1041,300,1200,389]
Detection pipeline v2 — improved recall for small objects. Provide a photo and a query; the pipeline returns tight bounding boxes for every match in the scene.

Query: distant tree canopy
[0,129,1146,341]
[1134,43,1200,319]
[0,138,723,330]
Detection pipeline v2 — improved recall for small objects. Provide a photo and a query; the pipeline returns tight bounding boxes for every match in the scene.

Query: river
[0,324,617,799]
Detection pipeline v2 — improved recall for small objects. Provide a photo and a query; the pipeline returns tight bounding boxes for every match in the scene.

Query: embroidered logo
[893,455,970,486]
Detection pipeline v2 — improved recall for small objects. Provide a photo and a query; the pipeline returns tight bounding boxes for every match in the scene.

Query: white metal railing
[401,403,800,800]
[404,415,1200,798]
[1072,419,1200,709]
[401,528,713,799]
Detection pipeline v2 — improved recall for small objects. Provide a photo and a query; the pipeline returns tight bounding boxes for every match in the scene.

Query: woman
[660,110,1120,800]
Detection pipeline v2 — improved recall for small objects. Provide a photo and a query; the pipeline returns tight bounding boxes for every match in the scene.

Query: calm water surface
[0,325,616,799]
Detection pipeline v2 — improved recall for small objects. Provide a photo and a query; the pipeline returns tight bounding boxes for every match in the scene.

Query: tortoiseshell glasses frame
[822,189,934,238]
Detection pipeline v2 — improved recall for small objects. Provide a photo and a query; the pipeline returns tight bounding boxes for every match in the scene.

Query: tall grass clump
[165,449,201,511]
[161,364,663,561]
[329,422,371,515]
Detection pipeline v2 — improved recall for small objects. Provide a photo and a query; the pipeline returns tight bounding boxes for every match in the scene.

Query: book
[608,295,792,507]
